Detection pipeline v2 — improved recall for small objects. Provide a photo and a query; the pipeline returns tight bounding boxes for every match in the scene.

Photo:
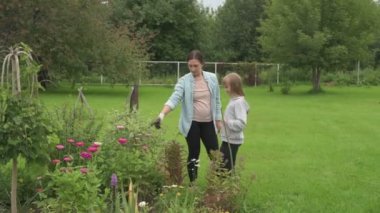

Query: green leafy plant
[97,112,165,202]
[281,81,292,95]
[34,166,107,212]
[361,68,380,86]
[0,158,47,212]
[0,43,54,213]
[155,184,199,213]
[109,176,150,213]
[200,151,250,212]
[269,83,274,92]
[51,88,103,147]
[34,106,105,212]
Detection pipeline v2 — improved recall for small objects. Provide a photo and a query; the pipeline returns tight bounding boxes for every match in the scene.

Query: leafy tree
[0,0,149,86]
[212,0,267,62]
[0,43,54,213]
[110,0,205,61]
[197,7,219,61]
[259,0,379,92]
[371,2,380,68]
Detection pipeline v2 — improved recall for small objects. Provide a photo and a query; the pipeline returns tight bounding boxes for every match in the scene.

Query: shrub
[199,151,241,212]
[269,83,274,92]
[281,81,292,95]
[35,123,106,212]
[97,112,165,202]
[51,101,103,147]
[0,159,47,211]
[335,72,355,86]
[108,177,151,213]
[34,166,107,212]
[160,140,186,186]
[154,184,199,213]
[322,72,336,83]
[361,68,380,86]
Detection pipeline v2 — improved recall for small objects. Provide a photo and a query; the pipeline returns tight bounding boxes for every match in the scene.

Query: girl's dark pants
[220,141,240,171]
[185,121,219,182]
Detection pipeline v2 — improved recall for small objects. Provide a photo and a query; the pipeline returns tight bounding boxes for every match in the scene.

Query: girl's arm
[225,101,248,132]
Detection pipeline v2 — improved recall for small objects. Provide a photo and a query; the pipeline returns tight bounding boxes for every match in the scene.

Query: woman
[153,50,222,182]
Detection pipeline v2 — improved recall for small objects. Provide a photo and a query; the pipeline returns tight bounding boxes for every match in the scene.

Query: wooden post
[357,60,361,85]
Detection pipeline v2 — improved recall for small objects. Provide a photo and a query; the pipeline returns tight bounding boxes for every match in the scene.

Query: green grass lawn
[41,84,380,212]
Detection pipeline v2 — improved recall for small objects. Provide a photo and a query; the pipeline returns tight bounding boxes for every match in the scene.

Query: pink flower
[80,151,92,159]
[75,141,85,147]
[56,144,65,150]
[63,156,72,162]
[80,167,88,174]
[116,125,125,130]
[67,138,75,143]
[51,159,61,165]
[118,137,128,144]
[87,146,98,153]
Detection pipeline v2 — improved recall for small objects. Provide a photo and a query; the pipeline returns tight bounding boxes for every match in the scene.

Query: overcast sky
[199,0,225,9]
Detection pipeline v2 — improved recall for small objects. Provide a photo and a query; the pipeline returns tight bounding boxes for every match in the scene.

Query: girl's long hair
[223,72,245,96]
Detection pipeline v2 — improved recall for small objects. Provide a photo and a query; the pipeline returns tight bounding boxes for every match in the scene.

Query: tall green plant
[161,140,186,186]
[35,167,107,212]
[0,43,53,213]
[201,151,248,212]
[98,112,165,202]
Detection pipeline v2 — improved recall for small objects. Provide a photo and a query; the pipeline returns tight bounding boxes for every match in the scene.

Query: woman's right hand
[151,113,165,129]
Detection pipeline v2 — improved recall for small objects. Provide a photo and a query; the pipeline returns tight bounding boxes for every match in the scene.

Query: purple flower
[111,173,118,188]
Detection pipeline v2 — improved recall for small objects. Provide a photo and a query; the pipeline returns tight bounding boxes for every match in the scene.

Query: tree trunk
[11,157,18,213]
[312,67,322,93]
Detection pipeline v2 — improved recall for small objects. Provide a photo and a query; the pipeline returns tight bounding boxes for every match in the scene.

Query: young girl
[220,72,250,171]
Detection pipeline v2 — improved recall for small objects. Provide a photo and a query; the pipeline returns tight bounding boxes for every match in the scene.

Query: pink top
[193,76,212,122]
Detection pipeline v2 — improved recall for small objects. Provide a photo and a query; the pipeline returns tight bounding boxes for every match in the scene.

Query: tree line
[1,0,379,91]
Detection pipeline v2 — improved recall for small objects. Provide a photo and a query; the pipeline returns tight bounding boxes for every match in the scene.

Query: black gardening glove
[151,117,161,129]
[151,113,164,129]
